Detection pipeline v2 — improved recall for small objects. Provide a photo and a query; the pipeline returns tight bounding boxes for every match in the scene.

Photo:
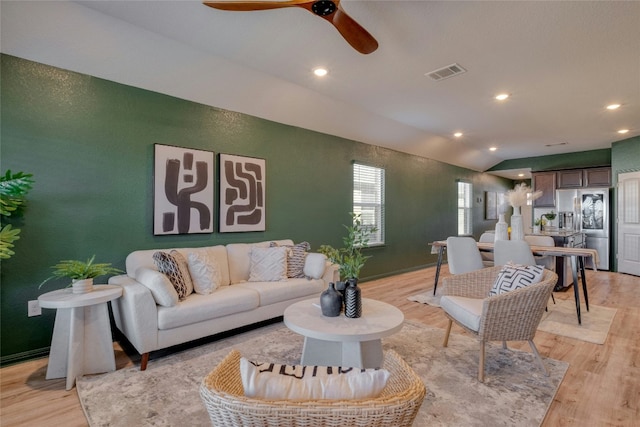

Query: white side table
[38,285,122,390]
[284,298,404,369]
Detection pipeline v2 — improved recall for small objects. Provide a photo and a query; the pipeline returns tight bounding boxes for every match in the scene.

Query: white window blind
[457,181,473,235]
[353,163,385,246]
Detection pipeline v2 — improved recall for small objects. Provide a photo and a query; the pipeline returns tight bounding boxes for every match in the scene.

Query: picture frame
[219,153,266,232]
[154,144,214,235]
[485,191,498,220]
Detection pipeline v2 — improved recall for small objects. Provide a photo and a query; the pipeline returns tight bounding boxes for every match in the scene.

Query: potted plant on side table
[319,213,378,318]
[39,255,123,294]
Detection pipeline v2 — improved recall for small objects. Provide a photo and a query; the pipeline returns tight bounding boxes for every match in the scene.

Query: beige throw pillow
[187,250,221,295]
[248,246,288,282]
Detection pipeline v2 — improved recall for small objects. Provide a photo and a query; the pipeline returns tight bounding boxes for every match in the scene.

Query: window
[457,181,472,235]
[353,163,385,246]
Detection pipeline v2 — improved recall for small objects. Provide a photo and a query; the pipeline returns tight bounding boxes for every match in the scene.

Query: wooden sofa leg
[140,353,149,371]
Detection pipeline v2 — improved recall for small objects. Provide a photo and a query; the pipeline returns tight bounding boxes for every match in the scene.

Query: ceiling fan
[202,0,378,54]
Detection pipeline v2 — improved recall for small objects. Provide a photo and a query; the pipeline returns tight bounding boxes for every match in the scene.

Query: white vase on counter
[510,205,525,240]
[533,225,541,234]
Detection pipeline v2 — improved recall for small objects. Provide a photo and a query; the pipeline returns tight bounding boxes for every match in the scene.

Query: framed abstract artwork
[219,153,266,232]
[154,144,214,235]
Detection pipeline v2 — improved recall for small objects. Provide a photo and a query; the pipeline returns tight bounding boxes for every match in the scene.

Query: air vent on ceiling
[545,142,569,147]
[425,63,467,81]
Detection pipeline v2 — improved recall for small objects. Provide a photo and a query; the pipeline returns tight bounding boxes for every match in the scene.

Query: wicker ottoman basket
[200,349,426,427]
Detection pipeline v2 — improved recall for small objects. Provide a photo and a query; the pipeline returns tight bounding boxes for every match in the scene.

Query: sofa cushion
[248,246,288,282]
[270,241,310,278]
[240,357,390,400]
[187,250,222,294]
[156,286,260,330]
[440,295,483,332]
[227,240,294,284]
[135,267,179,307]
[303,253,327,280]
[238,278,324,306]
[488,262,544,296]
[152,251,193,300]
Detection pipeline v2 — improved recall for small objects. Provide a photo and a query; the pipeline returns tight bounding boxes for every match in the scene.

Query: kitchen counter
[527,229,581,237]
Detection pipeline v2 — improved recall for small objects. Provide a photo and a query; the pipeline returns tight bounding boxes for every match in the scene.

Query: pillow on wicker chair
[240,357,390,400]
[489,262,544,296]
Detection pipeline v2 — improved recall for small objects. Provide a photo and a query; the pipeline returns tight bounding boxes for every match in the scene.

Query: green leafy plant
[319,213,378,280]
[543,211,557,221]
[39,255,123,288]
[0,170,34,259]
[534,217,547,226]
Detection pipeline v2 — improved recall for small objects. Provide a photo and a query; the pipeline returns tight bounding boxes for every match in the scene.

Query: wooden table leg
[433,246,444,295]
[571,256,581,325]
[579,256,589,311]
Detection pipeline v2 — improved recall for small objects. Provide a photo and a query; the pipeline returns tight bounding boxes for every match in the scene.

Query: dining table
[429,240,599,325]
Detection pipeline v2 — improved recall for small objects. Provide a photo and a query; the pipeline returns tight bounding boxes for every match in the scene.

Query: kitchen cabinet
[532,172,556,207]
[557,170,583,188]
[584,167,611,187]
[557,167,611,189]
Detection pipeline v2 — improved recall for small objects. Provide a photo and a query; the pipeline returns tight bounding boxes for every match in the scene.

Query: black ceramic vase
[320,282,342,317]
[344,278,362,318]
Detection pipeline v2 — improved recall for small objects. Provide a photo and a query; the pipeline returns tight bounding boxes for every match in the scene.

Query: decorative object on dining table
[344,278,362,318]
[319,282,342,317]
[506,183,542,241]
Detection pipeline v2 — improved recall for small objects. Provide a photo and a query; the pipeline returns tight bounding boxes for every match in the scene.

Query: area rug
[407,288,441,307]
[537,298,617,344]
[77,321,568,427]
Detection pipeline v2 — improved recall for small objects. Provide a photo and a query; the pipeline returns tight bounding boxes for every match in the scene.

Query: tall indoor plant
[319,213,377,318]
[0,170,34,259]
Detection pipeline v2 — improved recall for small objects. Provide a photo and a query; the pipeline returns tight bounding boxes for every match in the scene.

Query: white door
[617,171,640,276]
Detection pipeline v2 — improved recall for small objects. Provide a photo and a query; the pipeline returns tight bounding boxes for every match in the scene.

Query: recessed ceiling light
[313,67,328,77]
[606,104,621,110]
[454,132,463,138]
[518,173,525,177]
[618,129,629,134]
[489,146,497,151]
[495,93,510,101]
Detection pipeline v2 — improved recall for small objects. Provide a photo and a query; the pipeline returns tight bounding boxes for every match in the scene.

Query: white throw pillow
[303,253,327,280]
[187,250,222,295]
[248,246,288,282]
[240,357,390,400]
[489,262,544,296]
[135,267,179,307]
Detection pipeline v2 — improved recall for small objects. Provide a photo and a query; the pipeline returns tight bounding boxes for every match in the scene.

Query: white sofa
[108,239,338,370]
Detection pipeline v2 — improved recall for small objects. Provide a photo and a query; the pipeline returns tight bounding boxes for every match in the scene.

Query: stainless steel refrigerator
[556,188,610,270]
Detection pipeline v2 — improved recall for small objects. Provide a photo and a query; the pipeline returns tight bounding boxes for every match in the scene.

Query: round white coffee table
[38,285,122,390]
[283,298,404,369]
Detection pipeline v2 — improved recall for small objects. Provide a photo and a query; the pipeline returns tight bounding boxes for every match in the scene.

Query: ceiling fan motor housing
[312,0,337,16]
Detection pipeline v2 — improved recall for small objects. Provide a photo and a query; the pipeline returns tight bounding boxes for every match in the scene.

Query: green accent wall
[1,54,512,363]
[489,149,611,172]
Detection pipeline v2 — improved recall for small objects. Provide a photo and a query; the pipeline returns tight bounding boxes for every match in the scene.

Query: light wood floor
[1,265,638,426]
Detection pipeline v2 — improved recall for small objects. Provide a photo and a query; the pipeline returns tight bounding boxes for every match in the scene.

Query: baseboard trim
[1,347,50,367]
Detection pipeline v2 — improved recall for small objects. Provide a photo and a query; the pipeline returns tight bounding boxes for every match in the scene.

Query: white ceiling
[2,1,639,178]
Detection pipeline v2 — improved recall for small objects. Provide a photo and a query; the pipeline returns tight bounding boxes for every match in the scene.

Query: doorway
[617,171,640,276]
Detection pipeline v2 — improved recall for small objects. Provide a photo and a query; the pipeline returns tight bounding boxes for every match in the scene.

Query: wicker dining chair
[200,349,426,427]
[440,266,558,382]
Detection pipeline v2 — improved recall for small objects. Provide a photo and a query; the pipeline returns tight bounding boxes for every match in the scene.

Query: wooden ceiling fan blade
[329,6,378,54]
[203,1,309,12]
